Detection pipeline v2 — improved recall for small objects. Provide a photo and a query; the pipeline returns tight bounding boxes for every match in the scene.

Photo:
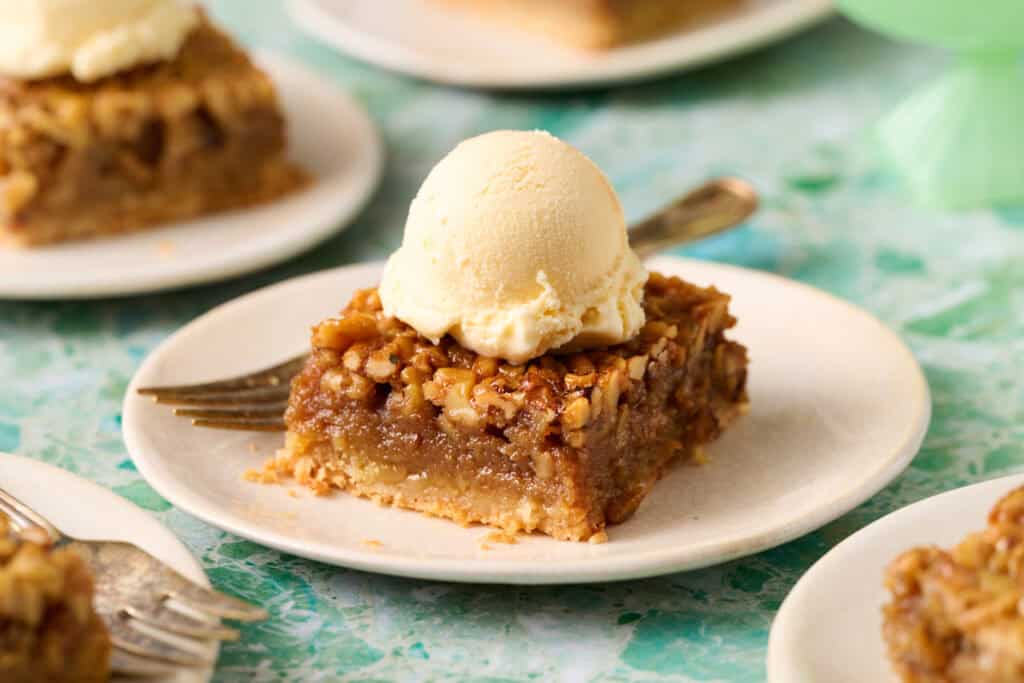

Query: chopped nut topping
[628,355,648,381]
[314,314,378,352]
[290,273,747,450]
[365,349,399,380]
[563,397,591,431]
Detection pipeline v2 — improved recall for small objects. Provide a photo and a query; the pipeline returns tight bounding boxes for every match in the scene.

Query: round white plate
[123,256,929,585]
[0,453,215,682]
[0,52,383,300]
[288,0,833,89]
[767,474,1024,683]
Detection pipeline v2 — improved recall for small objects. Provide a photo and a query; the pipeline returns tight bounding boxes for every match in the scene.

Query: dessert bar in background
[0,513,110,682]
[434,0,744,50]
[884,485,1024,683]
[0,5,306,247]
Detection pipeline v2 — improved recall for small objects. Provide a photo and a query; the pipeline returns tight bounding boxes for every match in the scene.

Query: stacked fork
[0,488,267,678]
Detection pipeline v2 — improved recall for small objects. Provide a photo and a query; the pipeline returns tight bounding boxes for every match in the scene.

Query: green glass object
[835,0,1024,208]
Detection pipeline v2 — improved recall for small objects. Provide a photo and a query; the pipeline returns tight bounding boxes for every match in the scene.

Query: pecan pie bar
[434,0,743,50]
[884,486,1024,682]
[0,16,306,247]
[263,272,748,541]
[0,514,110,682]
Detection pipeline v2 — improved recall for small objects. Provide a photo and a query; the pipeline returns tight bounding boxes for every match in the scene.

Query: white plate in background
[0,52,382,300]
[123,256,929,584]
[768,474,1024,683]
[0,453,216,682]
[288,0,833,89]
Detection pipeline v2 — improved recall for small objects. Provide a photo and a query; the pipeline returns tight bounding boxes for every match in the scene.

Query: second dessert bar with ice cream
[0,0,307,247]
[260,130,749,542]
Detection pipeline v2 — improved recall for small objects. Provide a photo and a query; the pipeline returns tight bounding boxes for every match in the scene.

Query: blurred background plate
[288,0,833,89]
[0,52,383,300]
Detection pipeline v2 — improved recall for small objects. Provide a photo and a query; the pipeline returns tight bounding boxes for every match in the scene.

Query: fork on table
[0,487,267,677]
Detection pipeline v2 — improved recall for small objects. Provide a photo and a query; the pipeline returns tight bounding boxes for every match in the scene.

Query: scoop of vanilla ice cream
[379,130,648,364]
[0,0,198,82]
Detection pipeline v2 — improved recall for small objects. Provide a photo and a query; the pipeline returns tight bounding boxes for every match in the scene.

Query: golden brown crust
[0,16,307,247]
[433,0,744,50]
[0,515,111,682]
[268,272,749,541]
[884,486,1024,682]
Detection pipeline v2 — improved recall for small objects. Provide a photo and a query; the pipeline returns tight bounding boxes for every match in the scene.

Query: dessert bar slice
[264,272,749,542]
[884,486,1024,683]
[0,514,110,682]
[434,0,743,50]
[0,16,306,247]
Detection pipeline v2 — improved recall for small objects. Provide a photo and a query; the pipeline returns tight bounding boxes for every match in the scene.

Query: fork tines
[0,490,269,675]
[137,353,309,431]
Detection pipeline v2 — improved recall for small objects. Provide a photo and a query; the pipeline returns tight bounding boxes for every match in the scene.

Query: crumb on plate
[480,530,519,546]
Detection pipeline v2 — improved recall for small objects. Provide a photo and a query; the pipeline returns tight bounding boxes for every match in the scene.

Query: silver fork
[138,177,759,432]
[0,487,268,677]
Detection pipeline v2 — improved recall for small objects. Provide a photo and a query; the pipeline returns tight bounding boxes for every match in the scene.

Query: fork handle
[0,487,65,545]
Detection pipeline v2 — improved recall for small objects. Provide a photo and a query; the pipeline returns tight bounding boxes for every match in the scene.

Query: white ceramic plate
[288,0,833,89]
[123,256,929,584]
[0,52,382,300]
[0,453,215,682]
[767,474,1024,683]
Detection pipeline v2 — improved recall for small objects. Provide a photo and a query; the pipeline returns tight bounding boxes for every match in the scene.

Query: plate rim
[0,50,383,301]
[287,0,834,89]
[124,256,930,585]
[0,452,215,682]
[766,472,1024,683]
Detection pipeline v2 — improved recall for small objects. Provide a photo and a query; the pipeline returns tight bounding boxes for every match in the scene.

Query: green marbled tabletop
[4,2,1023,681]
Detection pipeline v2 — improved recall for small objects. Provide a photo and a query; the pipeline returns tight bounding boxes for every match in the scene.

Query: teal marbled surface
[4,2,1024,681]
